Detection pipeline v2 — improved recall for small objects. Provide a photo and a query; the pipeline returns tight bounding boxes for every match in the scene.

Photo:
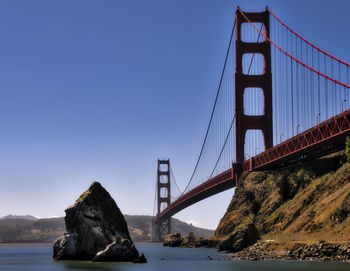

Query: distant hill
[0,215,39,221]
[0,216,66,243]
[0,214,214,243]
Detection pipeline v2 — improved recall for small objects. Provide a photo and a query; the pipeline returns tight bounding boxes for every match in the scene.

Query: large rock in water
[53,182,140,262]
[219,223,260,252]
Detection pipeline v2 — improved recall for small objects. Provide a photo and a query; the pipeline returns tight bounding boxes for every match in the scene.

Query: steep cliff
[215,152,350,245]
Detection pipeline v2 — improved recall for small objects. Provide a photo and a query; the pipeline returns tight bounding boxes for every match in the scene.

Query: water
[0,243,350,271]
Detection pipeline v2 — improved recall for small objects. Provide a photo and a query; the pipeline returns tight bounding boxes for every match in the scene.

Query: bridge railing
[242,109,350,171]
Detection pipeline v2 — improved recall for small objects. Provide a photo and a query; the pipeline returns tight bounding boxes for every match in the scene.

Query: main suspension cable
[183,17,237,193]
[170,164,183,196]
[239,9,350,89]
[267,8,350,67]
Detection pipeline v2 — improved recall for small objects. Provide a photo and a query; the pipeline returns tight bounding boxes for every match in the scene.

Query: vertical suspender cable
[183,18,236,193]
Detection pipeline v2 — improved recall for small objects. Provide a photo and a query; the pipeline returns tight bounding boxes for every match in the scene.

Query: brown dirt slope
[215,152,350,242]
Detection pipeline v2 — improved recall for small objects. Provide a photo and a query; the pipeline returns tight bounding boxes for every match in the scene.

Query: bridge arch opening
[160,187,168,198]
[244,87,264,116]
[160,202,168,212]
[159,163,169,172]
[241,22,265,43]
[244,129,265,159]
[242,53,265,75]
[159,175,169,184]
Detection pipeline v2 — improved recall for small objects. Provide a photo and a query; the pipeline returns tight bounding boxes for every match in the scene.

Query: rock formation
[53,182,143,262]
[133,253,147,263]
[163,232,220,248]
[214,152,350,260]
[218,223,260,252]
[234,240,350,262]
[163,233,182,247]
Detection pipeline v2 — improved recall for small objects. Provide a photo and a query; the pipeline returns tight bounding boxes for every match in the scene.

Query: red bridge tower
[154,159,171,241]
[235,7,273,163]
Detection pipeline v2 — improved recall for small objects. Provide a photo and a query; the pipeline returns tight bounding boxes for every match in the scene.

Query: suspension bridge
[152,7,350,241]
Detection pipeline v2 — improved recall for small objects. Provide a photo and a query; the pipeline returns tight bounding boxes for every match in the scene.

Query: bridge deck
[154,109,350,224]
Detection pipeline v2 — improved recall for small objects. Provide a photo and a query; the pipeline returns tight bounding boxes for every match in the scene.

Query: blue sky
[0,0,349,230]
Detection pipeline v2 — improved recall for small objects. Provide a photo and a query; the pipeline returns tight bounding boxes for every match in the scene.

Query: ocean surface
[1,242,350,271]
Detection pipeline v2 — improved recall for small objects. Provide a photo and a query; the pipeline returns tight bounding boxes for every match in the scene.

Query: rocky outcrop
[219,223,260,252]
[163,233,182,247]
[288,242,350,261]
[216,153,350,247]
[163,232,219,248]
[53,182,142,262]
[234,241,350,262]
[212,152,350,261]
[93,237,138,262]
[133,253,147,263]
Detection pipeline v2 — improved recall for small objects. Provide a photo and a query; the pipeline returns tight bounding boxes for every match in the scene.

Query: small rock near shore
[133,253,147,263]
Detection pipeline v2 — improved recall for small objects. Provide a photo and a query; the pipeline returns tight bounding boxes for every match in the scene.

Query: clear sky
[0,0,349,230]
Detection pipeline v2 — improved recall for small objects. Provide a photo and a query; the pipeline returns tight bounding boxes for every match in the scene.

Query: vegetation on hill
[215,152,350,244]
[0,218,65,242]
[345,136,350,162]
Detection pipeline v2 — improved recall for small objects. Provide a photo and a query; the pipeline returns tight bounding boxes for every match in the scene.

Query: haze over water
[1,243,350,271]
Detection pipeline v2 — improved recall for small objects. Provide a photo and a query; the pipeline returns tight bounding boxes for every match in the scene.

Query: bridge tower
[235,7,273,163]
[154,159,171,241]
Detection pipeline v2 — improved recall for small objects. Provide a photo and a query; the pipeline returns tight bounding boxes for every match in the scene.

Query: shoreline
[230,240,350,262]
[163,233,350,263]
[2,239,350,263]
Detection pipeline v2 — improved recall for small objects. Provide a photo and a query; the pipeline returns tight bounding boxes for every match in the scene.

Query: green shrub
[345,136,350,162]
[277,172,289,201]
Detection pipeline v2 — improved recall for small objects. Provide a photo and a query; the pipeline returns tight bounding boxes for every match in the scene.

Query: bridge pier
[232,162,242,186]
[153,159,171,241]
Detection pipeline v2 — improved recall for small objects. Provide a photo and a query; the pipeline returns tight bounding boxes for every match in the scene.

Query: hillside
[0,215,38,221]
[0,217,66,243]
[215,152,350,246]
[0,214,213,243]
